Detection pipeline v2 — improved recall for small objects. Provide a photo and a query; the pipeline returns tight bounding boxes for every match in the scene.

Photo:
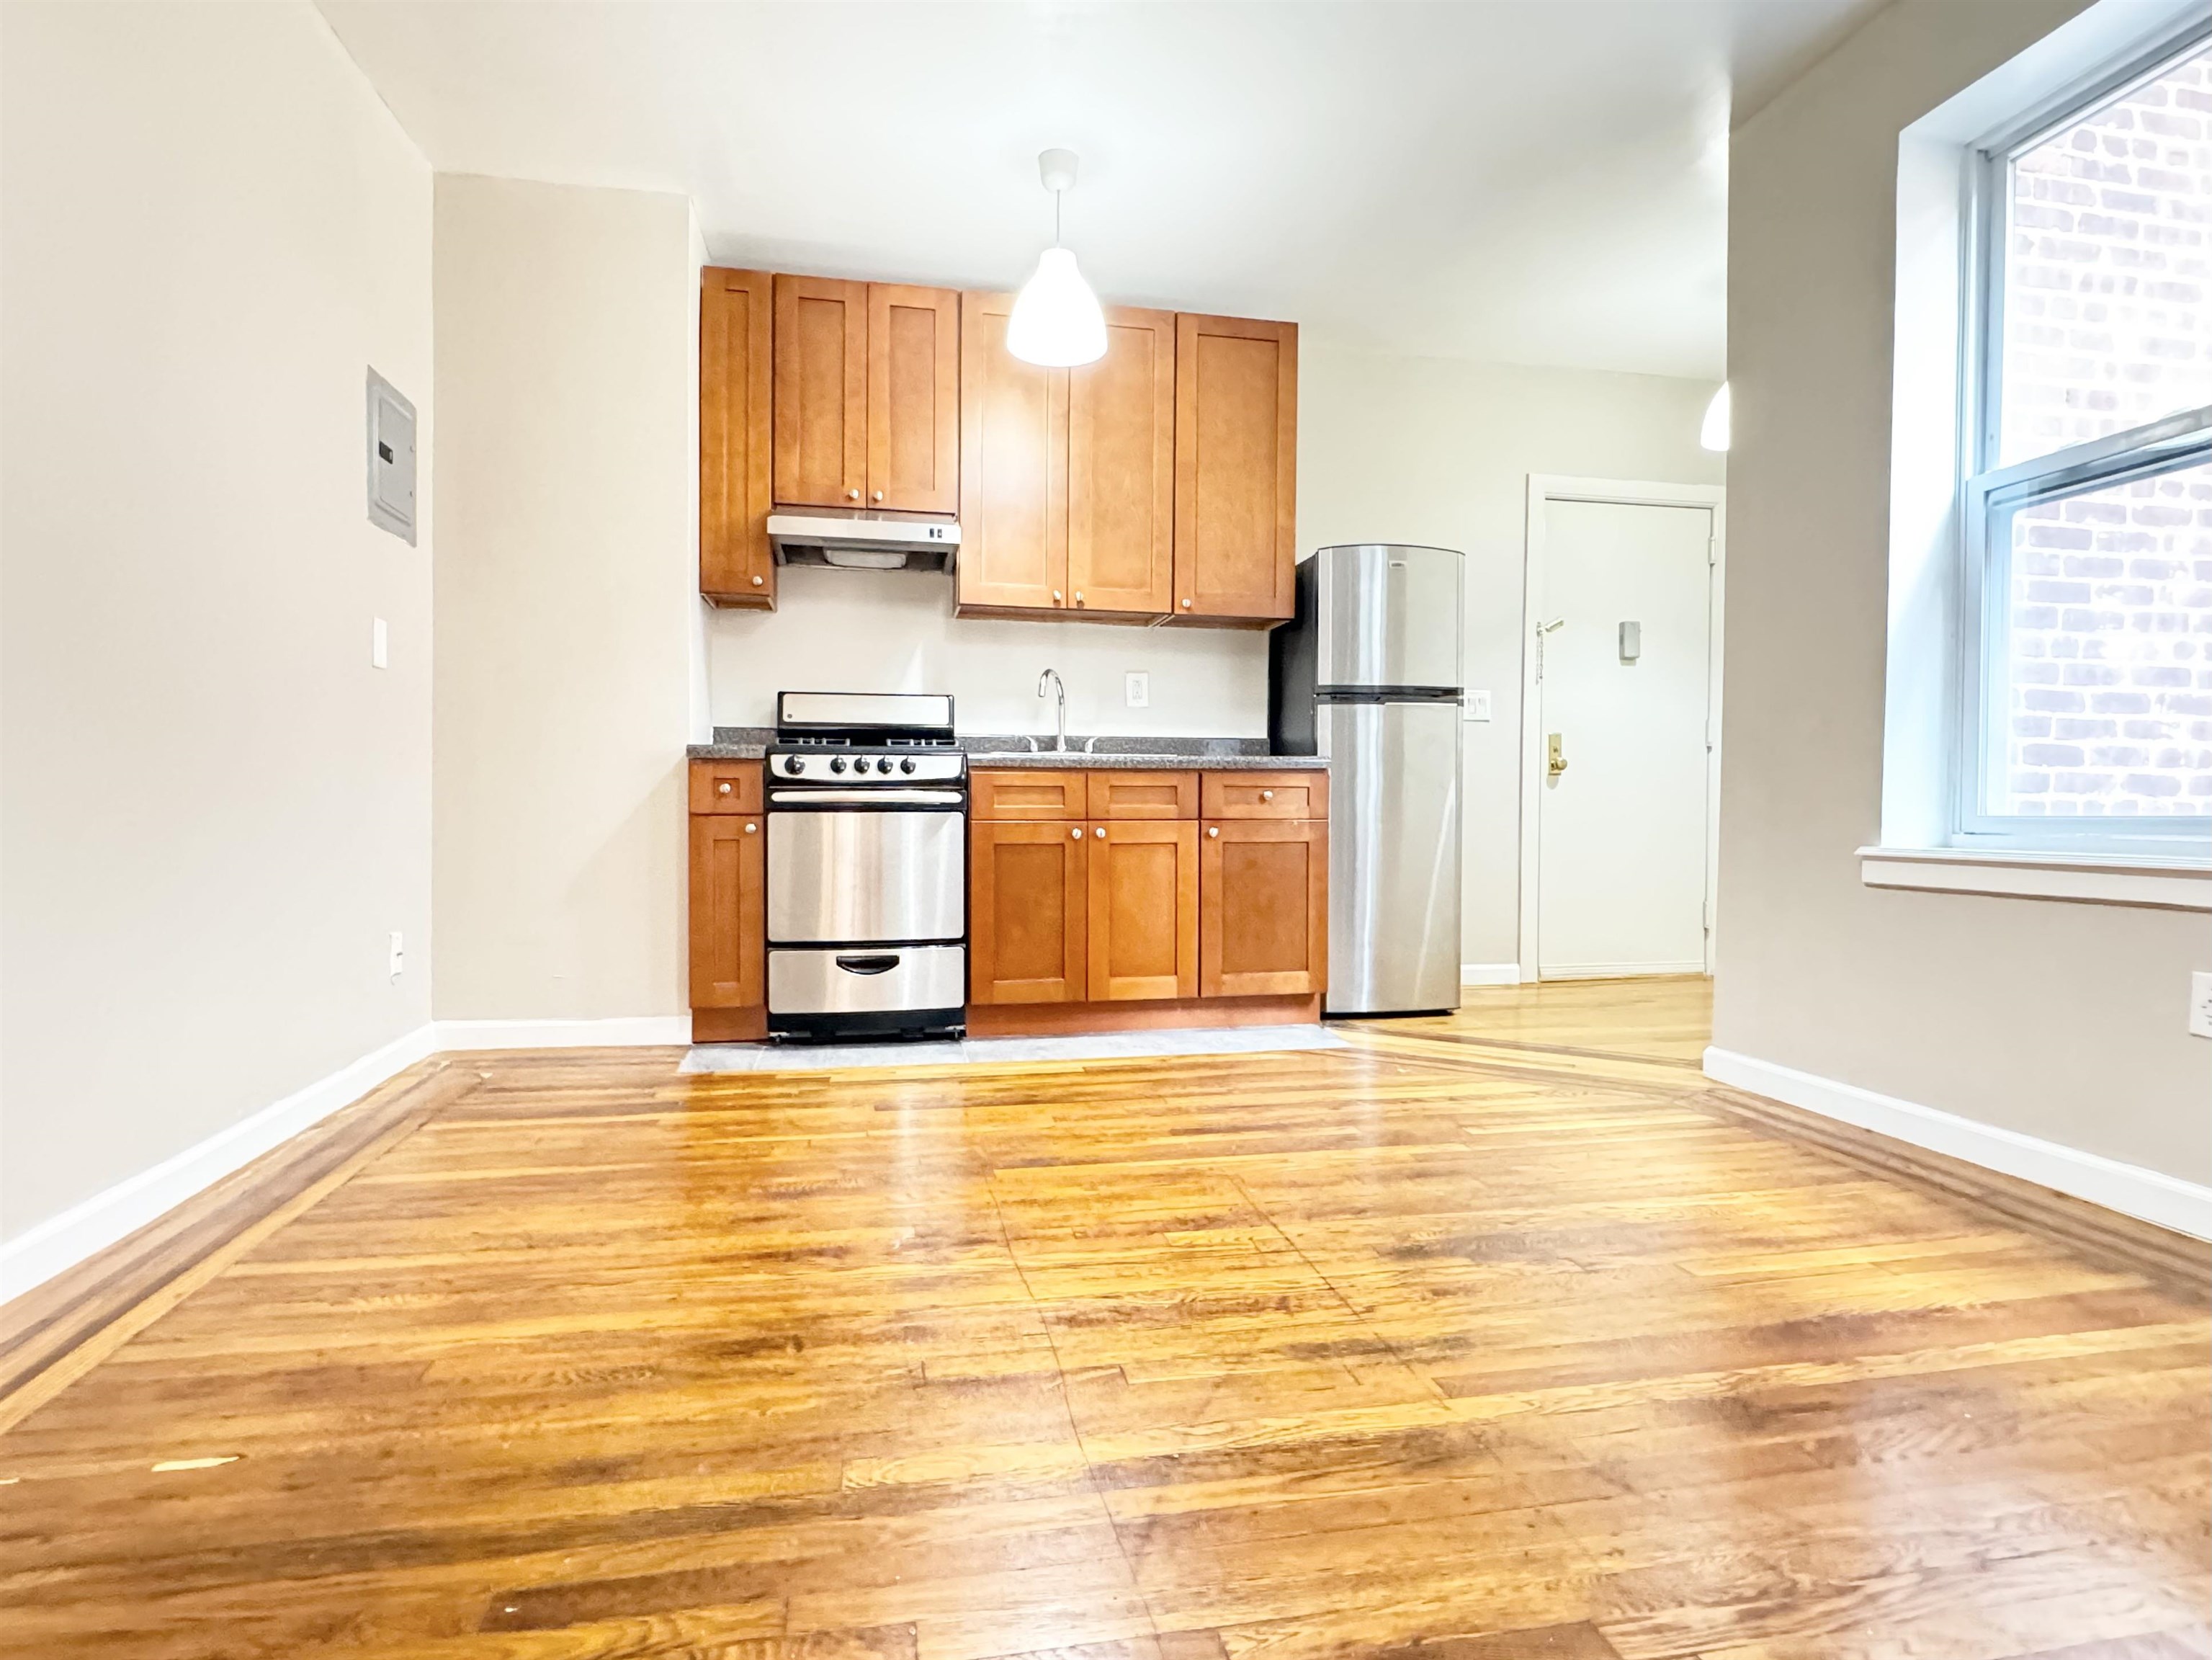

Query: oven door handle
[833,954,901,976]
[769,789,964,806]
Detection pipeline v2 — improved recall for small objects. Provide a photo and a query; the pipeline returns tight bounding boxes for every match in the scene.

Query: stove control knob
[900,757,918,775]
[830,756,848,775]
[786,757,805,775]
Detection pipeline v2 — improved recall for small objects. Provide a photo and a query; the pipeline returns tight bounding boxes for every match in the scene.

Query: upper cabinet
[869,285,960,513]
[1173,313,1298,623]
[773,275,868,508]
[699,268,775,607]
[706,269,1297,628]
[957,300,1176,620]
[774,276,958,513]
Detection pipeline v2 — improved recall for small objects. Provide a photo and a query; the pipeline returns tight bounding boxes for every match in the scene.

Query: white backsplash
[704,565,1269,738]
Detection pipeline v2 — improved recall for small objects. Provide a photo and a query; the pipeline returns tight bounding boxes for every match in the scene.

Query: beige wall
[1298,347,1725,967]
[0,2,434,1241]
[1719,0,2211,1183]
[431,175,697,1022]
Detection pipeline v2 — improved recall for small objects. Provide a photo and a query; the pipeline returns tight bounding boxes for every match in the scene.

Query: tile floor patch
[682,1025,1348,1074]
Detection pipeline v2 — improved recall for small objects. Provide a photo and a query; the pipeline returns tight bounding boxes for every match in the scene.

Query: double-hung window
[1958,26,2212,859]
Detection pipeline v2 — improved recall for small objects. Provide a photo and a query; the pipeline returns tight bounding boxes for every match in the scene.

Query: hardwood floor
[4,977,2206,1659]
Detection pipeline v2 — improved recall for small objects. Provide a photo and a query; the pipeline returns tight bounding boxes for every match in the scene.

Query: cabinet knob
[1207,825,1220,838]
[1074,592,1083,606]
[751,574,764,586]
[872,491,884,503]
[1181,597,1193,609]
[1070,826,1082,840]
[1052,589,1063,603]
[744,821,758,834]
[717,782,733,795]
[1093,826,1105,839]
[846,488,860,501]
[1261,789,1274,800]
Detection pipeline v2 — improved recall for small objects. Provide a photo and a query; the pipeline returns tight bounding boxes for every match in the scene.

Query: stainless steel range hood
[767,514,960,573]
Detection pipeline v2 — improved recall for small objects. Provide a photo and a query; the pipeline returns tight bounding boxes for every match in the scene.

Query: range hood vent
[768,514,960,573]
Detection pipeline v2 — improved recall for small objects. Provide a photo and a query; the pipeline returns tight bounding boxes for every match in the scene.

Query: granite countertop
[685,729,1325,770]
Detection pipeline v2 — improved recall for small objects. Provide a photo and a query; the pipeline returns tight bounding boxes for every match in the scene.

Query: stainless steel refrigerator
[1270,544,1463,1016]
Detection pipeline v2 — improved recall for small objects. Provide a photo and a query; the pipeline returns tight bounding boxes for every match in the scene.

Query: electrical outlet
[388,931,404,980]
[2190,971,2212,1040]
[372,617,388,670]
[1125,671,1150,709]
[1463,690,1492,722]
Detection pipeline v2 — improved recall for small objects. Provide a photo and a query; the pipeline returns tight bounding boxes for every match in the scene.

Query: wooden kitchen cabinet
[958,300,1176,620]
[1087,770,1199,821]
[1200,817,1327,999]
[688,762,767,1029]
[699,268,776,607]
[1087,820,1199,1001]
[972,769,1088,821]
[1067,308,1176,615]
[1173,313,1297,622]
[1201,769,1327,821]
[773,275,868,508]
[774,275,959,514]
[970,821,1088,1004]
[959,292,1067,612]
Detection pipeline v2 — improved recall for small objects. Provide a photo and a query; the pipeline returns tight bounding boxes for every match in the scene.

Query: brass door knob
[1547,733,1569,778]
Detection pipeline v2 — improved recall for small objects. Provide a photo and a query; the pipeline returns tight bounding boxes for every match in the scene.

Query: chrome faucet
[1036,668,1069,752]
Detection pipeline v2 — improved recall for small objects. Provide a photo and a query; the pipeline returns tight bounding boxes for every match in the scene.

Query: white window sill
[1858,846,2212,911]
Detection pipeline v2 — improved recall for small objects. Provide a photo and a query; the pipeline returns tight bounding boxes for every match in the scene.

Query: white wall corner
[0,1022,441,1304]
[1703,1045,2212,1242]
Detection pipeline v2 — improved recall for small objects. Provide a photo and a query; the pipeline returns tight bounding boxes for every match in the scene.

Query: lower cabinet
[970,821,1088,1004]
[1087,820,1199,1001]
[688,762,766,1038]
[1199,818,1327,997]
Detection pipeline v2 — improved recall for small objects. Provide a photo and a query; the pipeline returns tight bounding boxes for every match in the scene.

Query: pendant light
[1699,382,1732,452]
[1006,149,1108,367]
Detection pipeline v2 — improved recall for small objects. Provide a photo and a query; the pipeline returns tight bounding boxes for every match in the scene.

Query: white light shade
[1006,247,1107,367]
[1699,382,1731,452]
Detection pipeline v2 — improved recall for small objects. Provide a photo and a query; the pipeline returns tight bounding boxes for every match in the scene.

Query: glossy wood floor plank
[3,978,2205,1659]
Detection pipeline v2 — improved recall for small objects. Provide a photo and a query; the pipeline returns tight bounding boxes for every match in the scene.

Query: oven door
[766,806,966,945]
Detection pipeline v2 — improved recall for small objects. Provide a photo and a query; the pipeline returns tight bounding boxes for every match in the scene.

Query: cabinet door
[1067,307,1175,616]
[1200,818,1327,999]
[1173,314,1297,622]
[970,821,1087,1005]
[869,283,960,513]
[689,813,766,1009]
[700,269,775,607]
[774,275,868,508]
[957,292,1067,613]
[1087,821,1198,1001]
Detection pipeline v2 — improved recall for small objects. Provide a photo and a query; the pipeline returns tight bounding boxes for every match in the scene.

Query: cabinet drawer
[1202,770,1327,820]
[691,759,765,814]
[1087,770,1199,820]
[972,769,1088,821]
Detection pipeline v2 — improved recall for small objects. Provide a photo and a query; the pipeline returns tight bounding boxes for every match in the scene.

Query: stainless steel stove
[764,692,967,1042]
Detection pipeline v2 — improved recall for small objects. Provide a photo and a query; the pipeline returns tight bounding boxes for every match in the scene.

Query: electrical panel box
[366,367,417,545]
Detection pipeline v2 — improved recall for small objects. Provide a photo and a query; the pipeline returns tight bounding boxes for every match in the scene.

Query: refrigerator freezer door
[1321,699,1462,1014]
[1314,544,1464,690]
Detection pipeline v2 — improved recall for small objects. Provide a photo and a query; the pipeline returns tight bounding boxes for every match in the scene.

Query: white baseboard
[1542,960,1709,979]
[1460,963,1525,986]
[0,1021,439,1304]
[1703,1046,2212,1242]
[432,1015,693,1051]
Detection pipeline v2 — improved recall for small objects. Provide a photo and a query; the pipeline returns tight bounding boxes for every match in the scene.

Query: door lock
[1547,733,1568,778]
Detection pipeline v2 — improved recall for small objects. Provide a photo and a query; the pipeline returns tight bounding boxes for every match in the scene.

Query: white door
[1535,499,1714,978]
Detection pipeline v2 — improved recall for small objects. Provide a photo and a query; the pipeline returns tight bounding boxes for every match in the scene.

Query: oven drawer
[767,809,966,943]
[769,945,966,1014]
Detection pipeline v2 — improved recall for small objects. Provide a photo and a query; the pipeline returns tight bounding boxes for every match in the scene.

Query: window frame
[1953,21,2212,858]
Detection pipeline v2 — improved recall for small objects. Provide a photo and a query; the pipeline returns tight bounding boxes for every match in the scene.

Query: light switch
[371,617,388,670]
[1463,690,1492,722]
[1125,671,1150,709]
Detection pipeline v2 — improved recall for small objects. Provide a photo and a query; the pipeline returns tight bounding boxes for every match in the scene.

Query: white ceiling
[319,0,1876,380]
